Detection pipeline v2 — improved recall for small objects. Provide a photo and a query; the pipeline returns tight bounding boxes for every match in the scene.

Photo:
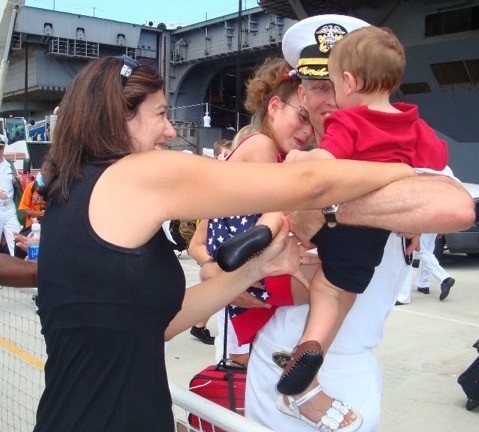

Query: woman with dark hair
[34,55,413,431]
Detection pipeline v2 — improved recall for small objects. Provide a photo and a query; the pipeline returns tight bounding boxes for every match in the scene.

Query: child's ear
[268,95,282,116]
[343,71,357,95]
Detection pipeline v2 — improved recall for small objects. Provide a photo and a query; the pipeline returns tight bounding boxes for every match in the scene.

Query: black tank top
[35,163,185,431]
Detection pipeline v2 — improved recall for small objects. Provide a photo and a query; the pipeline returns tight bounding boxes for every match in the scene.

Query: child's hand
[285,149,310,163]
[285,148,334,163]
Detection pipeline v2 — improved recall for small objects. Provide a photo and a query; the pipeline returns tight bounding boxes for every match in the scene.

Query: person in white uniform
[394,264,414,306]
[0,141,22,255]
[247,235,411,431]
[245,14,474,432]
[415,232,455,300]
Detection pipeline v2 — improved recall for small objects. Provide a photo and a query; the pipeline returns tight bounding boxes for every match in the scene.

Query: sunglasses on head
[119,55,140,86]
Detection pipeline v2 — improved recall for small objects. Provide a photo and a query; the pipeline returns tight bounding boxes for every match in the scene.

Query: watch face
[323,204,339,214]
[322,204,339,228]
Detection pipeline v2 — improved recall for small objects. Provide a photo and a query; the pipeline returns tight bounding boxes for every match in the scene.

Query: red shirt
[321,102,447,170]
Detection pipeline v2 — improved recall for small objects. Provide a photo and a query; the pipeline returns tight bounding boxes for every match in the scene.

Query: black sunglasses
[119,54,140,86]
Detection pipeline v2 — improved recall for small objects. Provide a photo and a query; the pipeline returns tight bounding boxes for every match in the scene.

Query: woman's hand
[247,216,320,286]
[231,291,271,309]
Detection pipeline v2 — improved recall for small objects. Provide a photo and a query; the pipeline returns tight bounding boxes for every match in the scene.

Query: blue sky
[25,0,257,26]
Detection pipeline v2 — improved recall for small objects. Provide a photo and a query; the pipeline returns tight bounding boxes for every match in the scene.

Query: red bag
[188,360,246,432]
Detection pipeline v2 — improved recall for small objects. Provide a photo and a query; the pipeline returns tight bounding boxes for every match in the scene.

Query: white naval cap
[282,14,370,80]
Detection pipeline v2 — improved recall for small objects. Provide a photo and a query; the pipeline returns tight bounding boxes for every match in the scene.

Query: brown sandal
[277,341,324,395]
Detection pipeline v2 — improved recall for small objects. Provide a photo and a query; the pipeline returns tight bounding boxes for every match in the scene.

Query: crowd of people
[0,12,474,432]
[0,136,48,258]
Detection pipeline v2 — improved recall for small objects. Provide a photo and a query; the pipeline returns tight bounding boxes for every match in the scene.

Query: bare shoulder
[88,151,195,247]
[230,133,277,163]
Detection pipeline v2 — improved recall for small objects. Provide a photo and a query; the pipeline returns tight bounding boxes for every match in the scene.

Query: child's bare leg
[276,272,362,430]
[290,262,317,304]
[277,267,356,395]
[302,268,357,350]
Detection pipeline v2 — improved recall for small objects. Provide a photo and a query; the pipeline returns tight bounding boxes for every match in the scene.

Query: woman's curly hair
[244,58,299,138]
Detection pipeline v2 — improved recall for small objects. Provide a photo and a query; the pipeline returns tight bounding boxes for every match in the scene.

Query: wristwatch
[322,204,339,228]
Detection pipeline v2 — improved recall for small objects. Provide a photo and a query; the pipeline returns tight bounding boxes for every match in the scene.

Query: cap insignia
[315,23,348,54]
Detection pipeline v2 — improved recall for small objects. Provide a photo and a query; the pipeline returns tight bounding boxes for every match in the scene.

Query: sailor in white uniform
[0,142,22,255]
[245,14,463,432]
[246,234,408,431]
[415,232,455,300]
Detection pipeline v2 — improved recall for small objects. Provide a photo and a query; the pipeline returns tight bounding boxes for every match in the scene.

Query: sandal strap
[290,385,323,409]
[284,387,356,432]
